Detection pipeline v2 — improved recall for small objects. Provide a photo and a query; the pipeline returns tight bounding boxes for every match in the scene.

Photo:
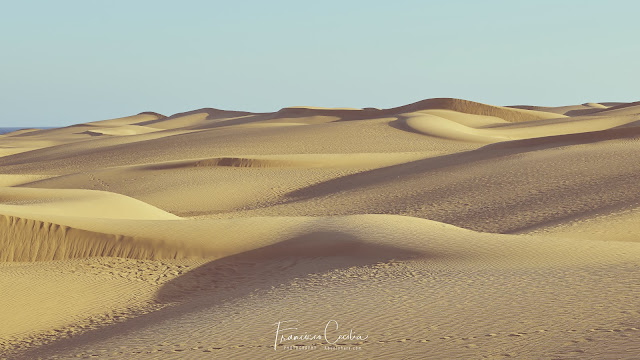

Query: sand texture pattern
[1,98,639,359]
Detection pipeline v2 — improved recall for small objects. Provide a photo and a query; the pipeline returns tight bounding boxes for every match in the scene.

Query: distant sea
[0,127,53,135]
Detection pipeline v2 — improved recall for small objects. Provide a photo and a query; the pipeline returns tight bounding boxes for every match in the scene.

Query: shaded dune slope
[247,127,640,234]
[0,214,196,262]
[144,157,321,170]
[0,188,195,261]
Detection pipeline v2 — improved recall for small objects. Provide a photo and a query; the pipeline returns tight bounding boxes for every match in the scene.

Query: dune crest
[265,98,563,123]
[0,214,194,262]
[0,187,181,221]
[387,98,563,122]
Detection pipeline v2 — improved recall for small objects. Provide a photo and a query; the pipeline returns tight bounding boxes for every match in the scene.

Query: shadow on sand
[14,231,427,359]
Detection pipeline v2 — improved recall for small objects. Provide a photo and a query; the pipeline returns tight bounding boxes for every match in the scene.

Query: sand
[1,98,639,359]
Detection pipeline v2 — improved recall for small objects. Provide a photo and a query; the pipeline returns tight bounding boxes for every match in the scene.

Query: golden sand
[1,98,639,359]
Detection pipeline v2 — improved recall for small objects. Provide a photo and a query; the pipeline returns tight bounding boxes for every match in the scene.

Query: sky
[1,0,639,127]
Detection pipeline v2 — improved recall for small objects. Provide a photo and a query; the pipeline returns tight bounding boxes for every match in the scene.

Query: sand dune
[133,108,255,130]
[13,152,433,216]
[262,98,564,124]
[587,101,640,116]
[85,112,166,127]
[402,109,640,143]
[0,188,191,261]
[0,214,196,262]
[2,97,640,359]
[386,98,564,122]
[0,187,180,221]
[509,102,609,116]
[76,125,160,137]
[402,112,511,142]
[4,214,640,359]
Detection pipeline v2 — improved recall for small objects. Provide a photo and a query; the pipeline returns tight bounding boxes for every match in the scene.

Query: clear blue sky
[1,0,638,127]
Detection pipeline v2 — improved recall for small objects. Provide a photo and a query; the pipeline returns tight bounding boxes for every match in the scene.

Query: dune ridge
[0,214,197,262]
[269,98,563,123]
[386,98,563,122]
[134,108,255,130]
